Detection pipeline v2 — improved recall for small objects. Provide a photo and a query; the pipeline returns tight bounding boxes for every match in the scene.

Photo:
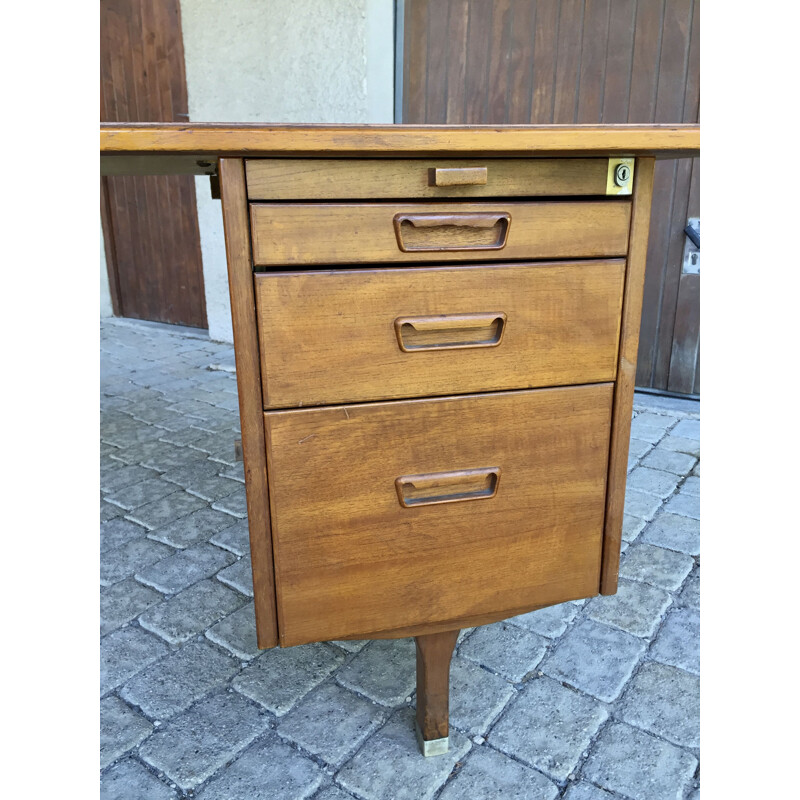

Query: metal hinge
[606,158,634,195]
[682,218,700,274]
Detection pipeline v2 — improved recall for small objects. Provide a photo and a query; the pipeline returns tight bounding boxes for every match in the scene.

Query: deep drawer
[264,384,613,646]
[254,260,625,408]
[245,157,615,200]
[249,200,631,266]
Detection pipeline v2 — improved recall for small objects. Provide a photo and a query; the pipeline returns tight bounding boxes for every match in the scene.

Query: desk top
[100,123,700,175]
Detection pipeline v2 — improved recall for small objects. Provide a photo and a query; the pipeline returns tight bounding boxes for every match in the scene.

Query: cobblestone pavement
[100,318,700,800]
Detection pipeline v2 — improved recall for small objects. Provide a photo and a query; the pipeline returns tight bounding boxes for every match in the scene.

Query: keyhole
[691,253,698,266]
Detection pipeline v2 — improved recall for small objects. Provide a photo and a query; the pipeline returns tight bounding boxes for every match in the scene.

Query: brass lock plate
[606,158,635,196]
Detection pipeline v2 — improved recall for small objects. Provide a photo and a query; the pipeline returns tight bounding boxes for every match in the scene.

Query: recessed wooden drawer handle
[393,212,510,252]
[432,167,488,186]
[396,467,501,508]
[394,313,507,351]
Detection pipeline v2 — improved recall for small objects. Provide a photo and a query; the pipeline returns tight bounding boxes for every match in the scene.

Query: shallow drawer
[245,157,612,200]
[249,200,631,266]
[255,260,625,408]
[265,384,613,646]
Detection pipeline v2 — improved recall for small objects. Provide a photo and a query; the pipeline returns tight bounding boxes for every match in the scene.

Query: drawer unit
[254,260,625,408]
[264,384,613,647]
[249,200,631,266]
[102,123,699,758]
[245,157,614,199]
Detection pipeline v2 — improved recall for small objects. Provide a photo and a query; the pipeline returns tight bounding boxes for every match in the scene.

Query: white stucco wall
[181,0,395,341]
[100,222,113,317]
[100,0,395,338]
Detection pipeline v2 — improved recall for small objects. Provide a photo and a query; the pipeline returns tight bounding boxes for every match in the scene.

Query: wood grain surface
[254,261,625,408]
[249,200,631,266]
[601,158,656,595]
[264,385,613,646]
[218,158,278,648]
[245,158,610,199]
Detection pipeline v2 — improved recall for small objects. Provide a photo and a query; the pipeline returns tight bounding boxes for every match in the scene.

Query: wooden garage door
[399,0,700,394]
[100,0,207,329]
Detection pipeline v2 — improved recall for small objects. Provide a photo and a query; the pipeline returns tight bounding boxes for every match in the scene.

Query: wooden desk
[101,123,700,756]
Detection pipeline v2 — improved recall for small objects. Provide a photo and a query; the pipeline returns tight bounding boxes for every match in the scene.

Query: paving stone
[692,461,700,476]
[125,490,206,530]
[663,490,700,519]
[217,554,254,596]
[120,639,240,721]
[672,418,700,440]
[101,464,160,494]
[490,677,608,782]
[100,696,154,768]
[626,438,653,462]
[209,517,251,555]
[619,543,694,591]
[659,434,700,458]
[149,506,238,549]
[196,734,324,800]
[676,567,700,610]
[109,439,181,467]
[102,419,163,449]
[106,478,179,511]
[541,619,646,702]
[234,642,346,716]
[641,447,697,475]
[101,579,164,636]
[101,498,125,522]
[206,602,260,660]
[330,639,369,653]
[135,542,235,594]
[211,484,249,517]
[277,682,387,766]
[101,518,148,554]
[459,621,547,682]
[100,758,178,800]
[587,579,672,638]
[337,638,416,706]
[336,707,471,800]
[314,787,354,800]
[219,461,245,483]
[438,744,559,800]
[581,722,698,800]
[641,512,700,555]
[139,691,270,791]
[562,782,623,800]
[139,579,246,645]
[508,600,580,639]
[629,413,673,443]
[619,661,699,747]
[681,475,700,495]
[447,657,515,736]
[650,607,700,674]
[623,490,663,521]
[140,442,210,474]
[101,627,170,695]
[101,538,174,586]
[622,514,647,543]
[158,425,212,448]
[626,467,681,499]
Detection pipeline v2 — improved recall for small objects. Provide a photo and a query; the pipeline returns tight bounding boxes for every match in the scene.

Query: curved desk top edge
[100,123,700,175]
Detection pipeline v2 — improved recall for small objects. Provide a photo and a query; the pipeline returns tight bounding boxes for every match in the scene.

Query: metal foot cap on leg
[415,721,449,757]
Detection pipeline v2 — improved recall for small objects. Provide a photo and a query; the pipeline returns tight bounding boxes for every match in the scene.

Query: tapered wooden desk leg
[415,629,459,756]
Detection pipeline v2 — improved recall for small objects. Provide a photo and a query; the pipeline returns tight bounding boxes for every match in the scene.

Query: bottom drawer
[265,384,613,646]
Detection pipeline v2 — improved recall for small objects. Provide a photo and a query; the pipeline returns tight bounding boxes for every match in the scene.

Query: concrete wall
[100,0,395,340]
[182,0,395,341]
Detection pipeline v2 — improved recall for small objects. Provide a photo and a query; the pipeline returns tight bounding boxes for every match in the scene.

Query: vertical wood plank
[552,0,586,123]
[486,0,513,123]
[601,0,636,123]
[425,0,450,122]
[576,0,610,123]
[506,0,536,124]
[402,0,428,121]
[416,629,460,742]
[601,157,655,595]
[464,0,493,122]
[445,0,470,123]
[529,0,559,123]
[218,158,278,649]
